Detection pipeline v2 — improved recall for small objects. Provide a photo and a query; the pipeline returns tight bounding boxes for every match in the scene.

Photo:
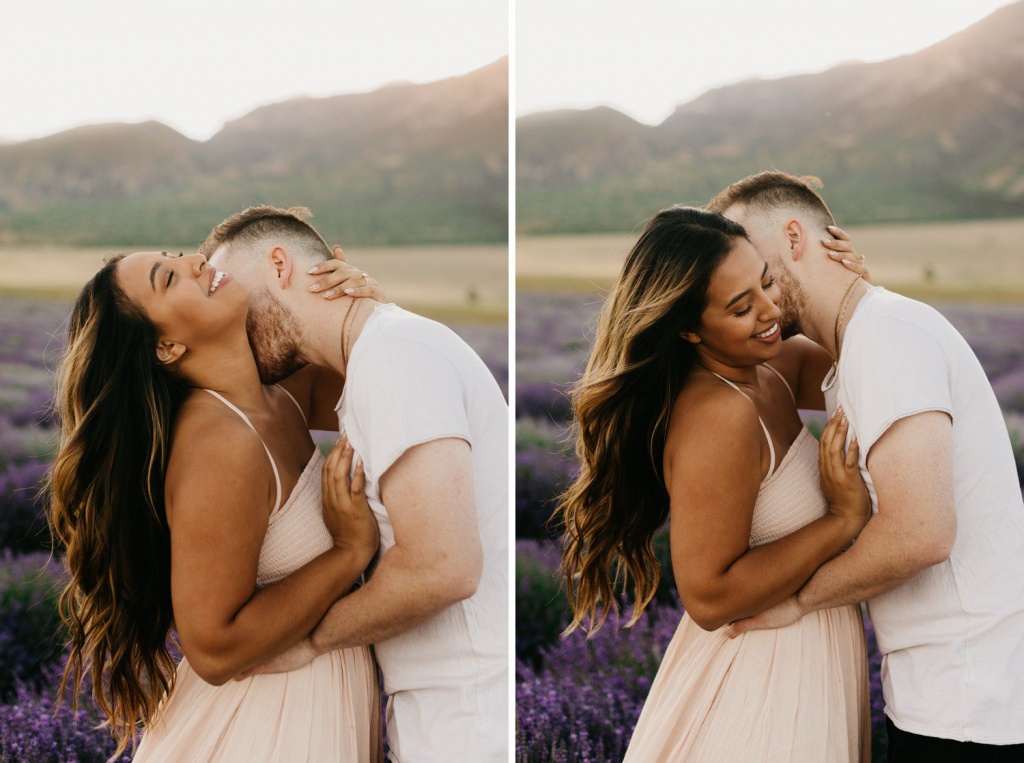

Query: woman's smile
[208,268,229,295]
[752,322,780,343]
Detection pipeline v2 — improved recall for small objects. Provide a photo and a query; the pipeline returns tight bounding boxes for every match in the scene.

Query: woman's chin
[736,339,784,365]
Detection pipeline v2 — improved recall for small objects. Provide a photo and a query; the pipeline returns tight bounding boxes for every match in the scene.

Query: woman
[559,206,872,761]
[49,250,386,760]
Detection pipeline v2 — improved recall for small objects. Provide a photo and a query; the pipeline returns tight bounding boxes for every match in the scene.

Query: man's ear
[155,339,186,365]
[681,330,701,345]
[784,219,807,261]
[270,246,295,288]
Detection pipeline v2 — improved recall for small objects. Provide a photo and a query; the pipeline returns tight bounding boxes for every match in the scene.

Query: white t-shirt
[336,304,509,762]
[823,287,1024,744]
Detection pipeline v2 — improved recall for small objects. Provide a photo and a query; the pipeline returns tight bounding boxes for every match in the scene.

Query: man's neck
[294,296,384,376]
[799,273,870,360]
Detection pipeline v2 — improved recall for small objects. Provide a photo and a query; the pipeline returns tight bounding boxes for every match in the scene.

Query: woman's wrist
[329,535,377,567]
[822,510,864,550]
[321,545,371,593]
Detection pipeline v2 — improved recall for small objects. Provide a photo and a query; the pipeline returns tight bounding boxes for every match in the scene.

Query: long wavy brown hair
[559,206,748,635]
[48,256,188,755]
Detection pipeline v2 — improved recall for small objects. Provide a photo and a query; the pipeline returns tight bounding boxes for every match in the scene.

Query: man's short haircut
[199,205,332,265]
[707,171,837,231]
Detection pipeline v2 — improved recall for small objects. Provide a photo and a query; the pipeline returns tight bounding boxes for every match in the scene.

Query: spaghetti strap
[763,364,797,406]
[275,384,308,426]
[201,389,283,514]
[709,372,777,477]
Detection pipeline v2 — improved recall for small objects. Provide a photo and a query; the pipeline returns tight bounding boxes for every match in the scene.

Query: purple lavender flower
[0,552,65,700]
[0,665,132,763]
[0,460,52,553]
[516,445,578,540]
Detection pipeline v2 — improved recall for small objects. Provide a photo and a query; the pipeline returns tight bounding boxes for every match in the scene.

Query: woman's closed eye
[734,276,776,317]
[163,251,183,290]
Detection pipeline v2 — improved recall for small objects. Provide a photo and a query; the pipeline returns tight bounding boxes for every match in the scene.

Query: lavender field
[515,289,1024,763]
[0,295,507,761]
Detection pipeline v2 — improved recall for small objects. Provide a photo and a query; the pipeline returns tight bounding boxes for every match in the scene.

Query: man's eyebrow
[725,262,768,309]
[148,251,169,291]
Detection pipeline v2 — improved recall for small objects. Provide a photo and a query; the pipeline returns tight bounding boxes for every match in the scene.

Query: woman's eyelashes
[164,253,186,289]
[734,276,776,317]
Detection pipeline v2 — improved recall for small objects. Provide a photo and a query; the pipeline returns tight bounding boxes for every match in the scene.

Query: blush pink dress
[134,388,382,763]
[623,367,869,762]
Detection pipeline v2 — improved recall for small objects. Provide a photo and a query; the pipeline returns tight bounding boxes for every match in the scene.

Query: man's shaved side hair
[199,205,332,267]
[707,171,837,233]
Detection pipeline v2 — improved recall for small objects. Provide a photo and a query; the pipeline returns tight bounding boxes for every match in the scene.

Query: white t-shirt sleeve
[346,335,473,484]
[840,315,955,454]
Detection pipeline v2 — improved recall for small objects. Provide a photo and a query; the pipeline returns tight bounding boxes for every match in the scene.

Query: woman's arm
[166,418,375,685]
[667,397,867,631]
[772,335,834,410]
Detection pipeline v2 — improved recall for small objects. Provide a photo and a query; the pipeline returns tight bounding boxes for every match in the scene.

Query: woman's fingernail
[307,266,318,274]
[344,288,354,294]
[324,290,334,299]
[308,284,320,292]
[842,258,852,266]
[827,225,838,231]
[823,238,833,244]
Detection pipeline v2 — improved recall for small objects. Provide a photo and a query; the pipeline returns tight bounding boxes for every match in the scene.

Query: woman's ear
[155,339,186,365]
[680,331,701,345]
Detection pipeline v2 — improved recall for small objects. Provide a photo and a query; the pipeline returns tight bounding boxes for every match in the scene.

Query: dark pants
[887,718,1024,762]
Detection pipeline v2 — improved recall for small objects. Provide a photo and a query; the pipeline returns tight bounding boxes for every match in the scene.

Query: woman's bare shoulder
[167,393,271,489]
[667,376,761,452]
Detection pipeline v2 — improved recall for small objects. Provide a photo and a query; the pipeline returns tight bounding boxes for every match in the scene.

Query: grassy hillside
[517,3,1024,233]
[0,59,508,247]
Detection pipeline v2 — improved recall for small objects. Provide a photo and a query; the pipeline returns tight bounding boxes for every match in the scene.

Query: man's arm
[310,437,483,650]
[797,410,956,609]
[726,411,956,635]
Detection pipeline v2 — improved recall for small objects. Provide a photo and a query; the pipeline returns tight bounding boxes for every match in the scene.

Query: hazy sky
[0,0,508,142]
[517,0,1018,123]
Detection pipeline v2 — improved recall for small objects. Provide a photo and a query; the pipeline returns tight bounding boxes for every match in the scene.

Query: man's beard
[774,261,807,339]
[245,286,305,384]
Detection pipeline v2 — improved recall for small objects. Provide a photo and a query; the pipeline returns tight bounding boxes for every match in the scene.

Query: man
[710,172,1024,759]
[202,206,509,762]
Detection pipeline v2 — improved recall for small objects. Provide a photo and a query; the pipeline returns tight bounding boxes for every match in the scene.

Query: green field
[517,218,1024,303]
[0,243,509,324]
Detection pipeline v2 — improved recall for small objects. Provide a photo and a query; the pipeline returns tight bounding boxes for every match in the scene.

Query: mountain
[517,3,1024,233]
[0,57,507,246]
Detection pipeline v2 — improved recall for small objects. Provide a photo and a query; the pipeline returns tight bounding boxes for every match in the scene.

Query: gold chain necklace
[832,275,862,368]
[339,298,358,377]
